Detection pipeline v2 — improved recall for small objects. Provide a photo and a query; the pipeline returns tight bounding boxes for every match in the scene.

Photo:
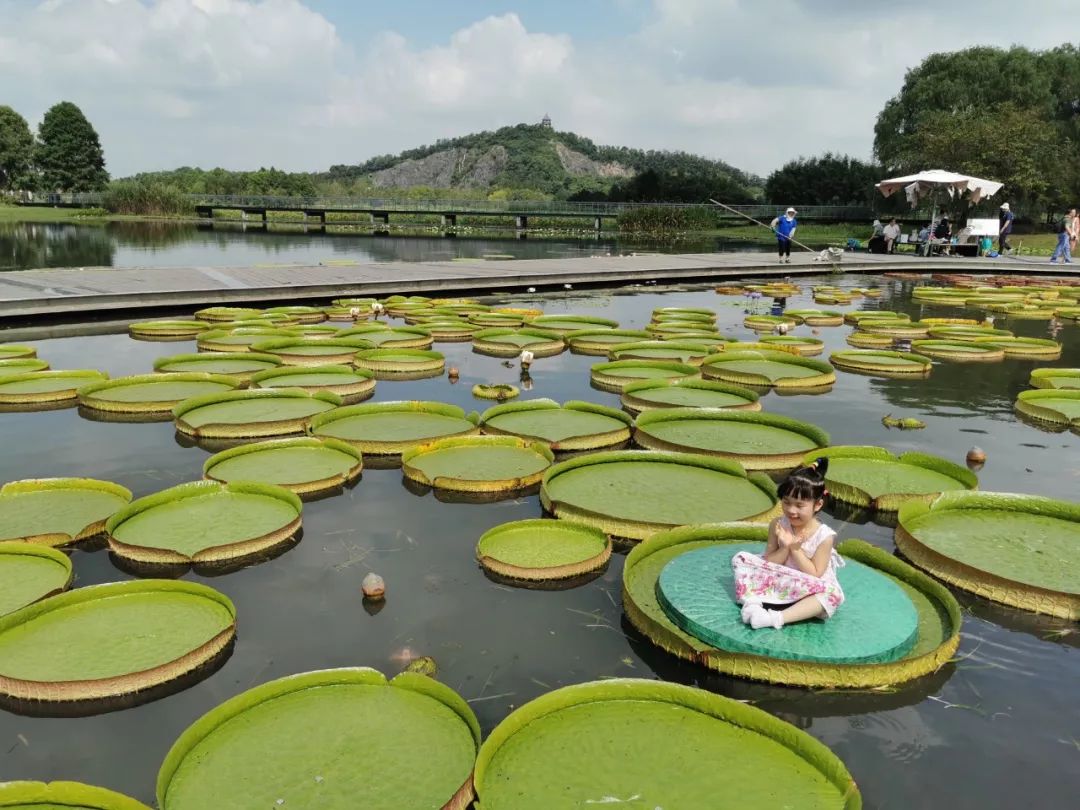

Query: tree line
[0,102,108,193]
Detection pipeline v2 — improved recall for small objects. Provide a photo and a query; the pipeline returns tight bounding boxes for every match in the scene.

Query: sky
[0,0,1075,178]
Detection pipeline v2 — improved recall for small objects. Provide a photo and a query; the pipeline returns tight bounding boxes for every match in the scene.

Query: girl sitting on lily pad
[732,458,845,629]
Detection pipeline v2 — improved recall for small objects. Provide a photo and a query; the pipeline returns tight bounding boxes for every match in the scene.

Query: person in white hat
[770,207,798,263]
[998,203,1014,254]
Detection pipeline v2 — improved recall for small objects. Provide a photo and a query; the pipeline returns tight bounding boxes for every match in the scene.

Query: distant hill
[320,123,763,202]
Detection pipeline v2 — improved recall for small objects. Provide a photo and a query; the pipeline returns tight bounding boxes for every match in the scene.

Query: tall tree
[0,106,34,191]
[765,153,881,207]
[35,101,109,191]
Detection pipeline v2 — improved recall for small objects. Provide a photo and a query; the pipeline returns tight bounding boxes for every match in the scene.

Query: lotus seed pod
[362,572,386,600]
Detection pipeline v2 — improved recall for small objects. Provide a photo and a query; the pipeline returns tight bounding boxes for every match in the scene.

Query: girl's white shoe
[740,601,762,624]
[748,605,784,630]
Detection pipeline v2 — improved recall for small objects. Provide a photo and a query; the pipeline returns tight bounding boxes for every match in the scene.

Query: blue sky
[0,1,1073,177]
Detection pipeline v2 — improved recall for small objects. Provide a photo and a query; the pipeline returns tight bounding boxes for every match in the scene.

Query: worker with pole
[770,207,798,263]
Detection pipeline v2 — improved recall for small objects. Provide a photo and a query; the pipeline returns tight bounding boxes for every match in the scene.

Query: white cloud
[0,0,1075,177]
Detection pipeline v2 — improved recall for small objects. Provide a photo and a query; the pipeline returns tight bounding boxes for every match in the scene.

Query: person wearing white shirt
[883,219,901,253]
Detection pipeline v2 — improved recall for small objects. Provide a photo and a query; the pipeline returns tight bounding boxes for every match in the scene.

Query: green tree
[765,153,881,207]
[0,106,34,191]
[35,101,109,191]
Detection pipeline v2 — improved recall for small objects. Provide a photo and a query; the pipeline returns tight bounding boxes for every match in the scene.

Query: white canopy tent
[875,169,1004,207]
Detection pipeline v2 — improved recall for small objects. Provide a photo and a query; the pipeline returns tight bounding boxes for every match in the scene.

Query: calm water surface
[0,275,1078,809]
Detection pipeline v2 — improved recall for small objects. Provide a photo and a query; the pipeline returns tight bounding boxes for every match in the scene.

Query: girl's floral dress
[731,518,845,617]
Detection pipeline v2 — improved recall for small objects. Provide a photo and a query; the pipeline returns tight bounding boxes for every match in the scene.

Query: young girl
[731,458,844,630]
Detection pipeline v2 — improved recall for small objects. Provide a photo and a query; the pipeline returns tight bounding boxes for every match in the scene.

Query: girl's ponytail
[778,457,829,501]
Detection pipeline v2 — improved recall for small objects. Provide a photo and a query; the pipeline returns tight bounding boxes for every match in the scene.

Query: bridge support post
[442,214,457,228]
[593,216,602,231]
[515,215,528,230]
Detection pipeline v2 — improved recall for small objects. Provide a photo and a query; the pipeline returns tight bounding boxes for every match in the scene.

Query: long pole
[708,199,822,254]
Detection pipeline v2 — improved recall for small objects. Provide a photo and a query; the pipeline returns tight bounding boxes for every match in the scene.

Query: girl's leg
[749,595,826,629]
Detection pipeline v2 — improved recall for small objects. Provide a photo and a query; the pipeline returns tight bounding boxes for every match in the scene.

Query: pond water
[0,220,775,271]
[1,274,1078,808]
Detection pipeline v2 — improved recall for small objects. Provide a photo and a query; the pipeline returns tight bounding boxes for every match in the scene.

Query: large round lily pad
[154,352,283,379]
[541,451,779,541]
[195,328,298,352]
[479,399,631,451]
[472,678,860,809]
[658,544,918,663]
[0,579,235,702]
[156,668,479,810]
[309,401,479,454]
[265,305,327,323]
[129,320,210,341]
[249,338,374,366]
[402,436,553,494]
[1030,368,1080,390]
[0,345,36,361]
[808,447,976,510]
[701,350,835,389]
[608,340,713,364]
[1015,389,1080,431]
[0,370,108,405]
[759,335,825,356]
[785,309,844,326]
[194,306,265,322]
[565,329,653,355]
[622,523,961,687]
[352,348,445,378]
[634,409,829,471]
[106,480,302,565]
[0,358,49,374]
[78,373,241,416]
[829,350,932,377]
[476,519,611,582]
[910,340,1004,362]
[0,542,72,617]
[0,780,151,809]
[0,478,132,546]
[896,491,1080,618]
[972,336,1062,359]
[472,328,565,358]
[336,326,434,349]
[926,325,1013,340]
[528,314,619,333]
[250,364,376,404]
[173,389,341,439]
[204,437,362,496]
[621,378,761,414]
[589,359,698,392]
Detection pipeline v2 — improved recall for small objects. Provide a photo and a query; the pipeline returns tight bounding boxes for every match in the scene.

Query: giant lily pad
[204,437,362,497]
[910,340,1004,362]
[896,491,1080,618]
[743,314,799,331]
[78,373,241,416]
[0,579,235,702]
[0,358,49,374]
[156,668,479,810]
[759,335,825,356]
[528,314,619,333]
[564,329,652,355]
[472,678,860,809]
[608,340,713,364]
[623,523,961,687]
[416,321,479,341]
[844,332,893,349]
[844,310,910,325]
[472,328,565,358]
[352,348,445,378]
[0,345,36,361]
[402,436,553,494]
[0,780,151,809]
[476,519,611,582]
[0,542,72,617]
[129,320,210,341]
[701,350,835,389]
[154,352,283,379]
[250,365,376,404]
[621,378,761,415]
[1030,368,1080,390]
[194,306,265,322]
[926,325,1013,340]
[265,305,327,324]
[336,325,434,349]
[1014,389,1080,431]
[972,336,1062,359]
[248,337,374,366]
[541,451,779,542]
[634,409,829,471]
[195,328,298,353]
[589,359,698,393]
[479,399,631,451]
[0,478,132,546]
[309,401,479,454]
[785,309,844,326]
[856,320,931,338]
[173,389,341,439]
[0,370,108,405]
[652,306,716,322]
[829,350,932,377]
[107,480,302,565]
[807,446,976,511]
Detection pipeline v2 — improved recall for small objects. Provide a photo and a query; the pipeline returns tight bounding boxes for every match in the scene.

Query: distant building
[540,114,552,129]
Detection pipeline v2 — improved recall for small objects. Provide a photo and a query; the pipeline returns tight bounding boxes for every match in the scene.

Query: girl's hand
[776,523,802,550]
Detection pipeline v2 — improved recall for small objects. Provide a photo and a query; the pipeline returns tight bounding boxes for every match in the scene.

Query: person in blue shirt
[770,207,798,263]
[998,202,1015,254]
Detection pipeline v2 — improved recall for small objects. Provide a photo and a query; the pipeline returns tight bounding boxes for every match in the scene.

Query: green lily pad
[335,326,433,349]
[479,399,631,450]
[1015,389,1080,429]
[472,328,565,357]
[590,359,698,392]
[194,306,265,322]
[265,305,327,323]
[897,491,1080,618]
[564,329,652,355]
[204,438,362,496]
[759,335,825,356]
[78,374,241,415]
[609,340,713,363]
[352,348,445,376]
[702,350,835,389]
[248,338,374,366]
[129,320,210,340]
[402,436,553,494]
[808,447,976,510]
[308,401,480,454]
[476,519,611,581]
[0,478,132,546]
[926,325,1013,340]
[106,480,302,565]
[0,780,152,809]
[634,409,828,471]
[528,314,619,333]
[541,451,778,541]
[0,543,72,617]
[157,668,479,810]
[910,340,1004,361]
[173,389,341,439]
[196,328,298,352]
[250,365,376,404]
[1030,368,1080,389]
[972,336,1062,359]
[0,358,49,374]
[0,370,108,404]
[784,309,844,326]
[472,678,859,809]
[621,378,761,414]
[829,350,933,376]
[0,579,235,702]
[0,345,36,361]
[154,352,283,378]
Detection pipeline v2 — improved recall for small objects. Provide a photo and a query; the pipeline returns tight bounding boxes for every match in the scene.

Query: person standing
[998,203,1015,254]
[1050,208,1075,264]
[883,218,901,253]
[770,207,798,263]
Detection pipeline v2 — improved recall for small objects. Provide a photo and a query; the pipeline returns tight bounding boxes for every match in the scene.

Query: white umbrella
[876,169,1003,207]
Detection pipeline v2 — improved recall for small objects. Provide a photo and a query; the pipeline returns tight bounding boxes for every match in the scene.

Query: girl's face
[782,495,822,526]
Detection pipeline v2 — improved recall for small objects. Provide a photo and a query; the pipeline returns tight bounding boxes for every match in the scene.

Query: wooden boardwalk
[0,251,1071,322]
